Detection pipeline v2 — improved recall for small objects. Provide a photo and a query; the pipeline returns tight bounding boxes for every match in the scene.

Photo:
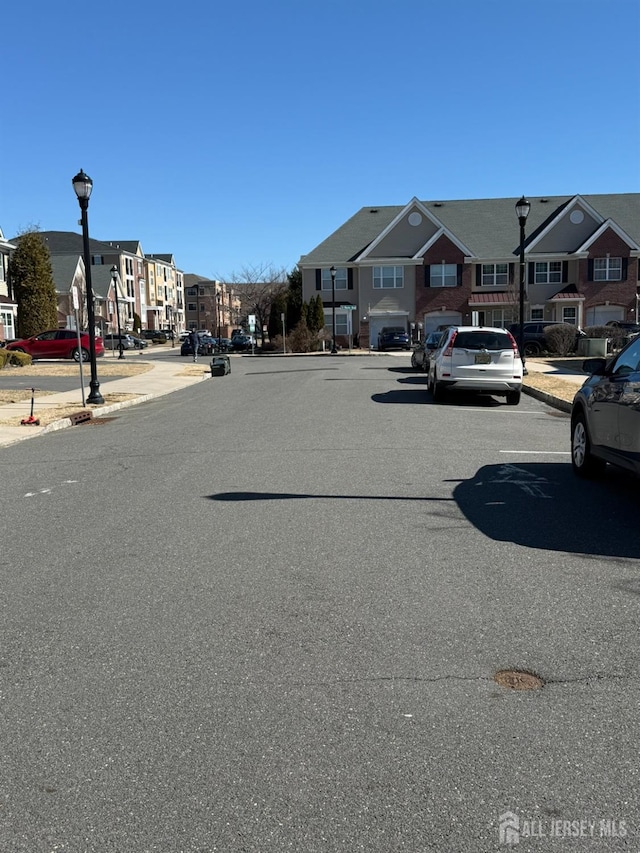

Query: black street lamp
[216,292,222,352]
[330,265,337,354]
[72,169,103,403]
[110,265,125,359]
[515,195,531,372]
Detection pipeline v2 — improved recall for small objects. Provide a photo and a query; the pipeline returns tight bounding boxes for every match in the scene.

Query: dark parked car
[142,329,170,342]
[5,329,104,362]
[411,331,443,371]
[377,327,410,351]
[508,321,584,356]
[230,334,254,351]
[571,333,640,478]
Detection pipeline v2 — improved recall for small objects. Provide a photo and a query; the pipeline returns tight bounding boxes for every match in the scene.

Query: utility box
[210,355,231,376]
[578,338,608,357]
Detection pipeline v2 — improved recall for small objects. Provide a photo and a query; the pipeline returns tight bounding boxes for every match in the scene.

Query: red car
[6,329,104,362]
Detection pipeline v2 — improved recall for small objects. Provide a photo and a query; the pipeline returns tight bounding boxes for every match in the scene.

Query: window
[471,309,507,327]
[324,310,349,335]
[530,308,544,321]
[481,264,508,286]
[430,264,457,287]
[1,311,15,336]
[91,255,103,265]
[321,267,348,290]
[594,257,622,281]
[535,261,562,284]
[187,303,196,311]
[562,307,577,325]
[186,287,197,297]
[373,266,403,289]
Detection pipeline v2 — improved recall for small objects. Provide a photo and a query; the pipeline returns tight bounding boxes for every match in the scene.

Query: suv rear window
[453,331,512,350]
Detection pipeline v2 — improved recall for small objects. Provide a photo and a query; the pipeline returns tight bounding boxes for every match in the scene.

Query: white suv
[427,326,523,405]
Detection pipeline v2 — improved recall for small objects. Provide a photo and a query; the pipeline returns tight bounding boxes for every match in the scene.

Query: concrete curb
[522,384,572,413]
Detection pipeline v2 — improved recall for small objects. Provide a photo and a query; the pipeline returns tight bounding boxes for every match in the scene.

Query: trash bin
[585,338,608,357]
[210,355,231,376]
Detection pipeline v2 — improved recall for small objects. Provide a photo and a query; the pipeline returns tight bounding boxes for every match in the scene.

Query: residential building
[184,275,241,337]
[0,228,17,341]
[6,232,185,336]
[299,194,640,348]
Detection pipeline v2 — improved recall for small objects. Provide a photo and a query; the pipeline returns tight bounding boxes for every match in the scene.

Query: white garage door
[423,311,462,333]
[585,305,625,326]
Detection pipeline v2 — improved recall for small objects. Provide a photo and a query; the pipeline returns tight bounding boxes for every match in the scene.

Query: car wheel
[411,352,418,369]
[11,346,26,353]
[571,412,604,478]
[72,347,89,362]
[432,372,446,402]
[506,390,521,405]
[524,342,541,356]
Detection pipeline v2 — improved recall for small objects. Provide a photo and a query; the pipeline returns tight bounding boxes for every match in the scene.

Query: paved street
[0,354,638,851]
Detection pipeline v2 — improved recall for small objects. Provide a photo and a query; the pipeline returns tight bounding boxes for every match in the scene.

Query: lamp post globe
[72,169,103,403]
[515,196,531,372]
[330,266,337,354]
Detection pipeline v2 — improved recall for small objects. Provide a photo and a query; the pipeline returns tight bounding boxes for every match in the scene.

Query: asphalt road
[0,354,638,852]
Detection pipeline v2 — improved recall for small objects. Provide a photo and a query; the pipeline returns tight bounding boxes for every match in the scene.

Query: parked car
[428,326,523,405]
[570,333,640,478]
[103,333,135,351]
[377,327,410,351]
[129,335,149,349]
[605,320,640,333]
[5,329,104,362]
[230,334,255,351]
[411,331,443,371]
[141,329,170,342]
[508,321,584,356]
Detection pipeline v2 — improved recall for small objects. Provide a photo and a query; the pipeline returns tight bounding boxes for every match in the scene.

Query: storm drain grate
[494,669,544,691]
[80,417,117,425]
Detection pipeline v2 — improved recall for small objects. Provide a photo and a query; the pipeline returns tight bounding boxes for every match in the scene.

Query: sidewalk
[0,358,212,448]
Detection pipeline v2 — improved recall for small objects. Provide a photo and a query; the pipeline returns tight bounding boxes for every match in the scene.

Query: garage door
[423,311,462,333]
[369,316,408,349]
[585,305,625,326]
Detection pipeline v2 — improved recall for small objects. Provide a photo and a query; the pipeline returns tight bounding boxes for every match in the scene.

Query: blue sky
[3,0,639,280]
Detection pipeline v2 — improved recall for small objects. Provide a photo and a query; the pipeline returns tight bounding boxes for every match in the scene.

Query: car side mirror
[582,357,606,376]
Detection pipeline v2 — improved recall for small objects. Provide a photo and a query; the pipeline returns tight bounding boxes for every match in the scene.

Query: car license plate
[475,352,491,364]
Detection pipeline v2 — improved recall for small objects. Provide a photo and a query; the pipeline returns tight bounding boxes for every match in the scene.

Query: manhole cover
[494,669,544,690]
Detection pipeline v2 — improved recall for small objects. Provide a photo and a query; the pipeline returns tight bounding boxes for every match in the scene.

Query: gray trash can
[210,355,231,376]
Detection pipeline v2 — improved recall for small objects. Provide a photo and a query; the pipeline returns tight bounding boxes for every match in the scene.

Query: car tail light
[443,330,457,357]
[507,330,519,355]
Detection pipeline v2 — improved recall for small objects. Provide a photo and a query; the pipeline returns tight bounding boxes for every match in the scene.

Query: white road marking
[487,464,553,498]
[500,450,570,455]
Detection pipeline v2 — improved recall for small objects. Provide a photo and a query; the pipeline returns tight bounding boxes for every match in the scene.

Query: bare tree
[220,263,288,345]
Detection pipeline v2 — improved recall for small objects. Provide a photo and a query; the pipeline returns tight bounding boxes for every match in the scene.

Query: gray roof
[48,253,113,300]
[10,231,142,258]
[300,194,640,265]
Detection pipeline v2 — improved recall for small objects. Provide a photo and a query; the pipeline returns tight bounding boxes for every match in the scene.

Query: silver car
[571,334,640,477]
[427,326,523,405]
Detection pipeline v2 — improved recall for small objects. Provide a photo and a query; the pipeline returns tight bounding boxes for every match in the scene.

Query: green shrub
[583,325,626,349]
[543,324,579,356]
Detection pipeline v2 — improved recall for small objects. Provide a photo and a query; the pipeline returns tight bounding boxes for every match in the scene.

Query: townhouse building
[299,194,640,349]
[3,231,186,338]
[0,228,17,340]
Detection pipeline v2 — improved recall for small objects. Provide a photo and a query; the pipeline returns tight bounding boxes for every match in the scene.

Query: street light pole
[72,169,104,404]
[515,195,531,373]
[110,265,125,359]
[330,265,337,354]
[216,292,221,353]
